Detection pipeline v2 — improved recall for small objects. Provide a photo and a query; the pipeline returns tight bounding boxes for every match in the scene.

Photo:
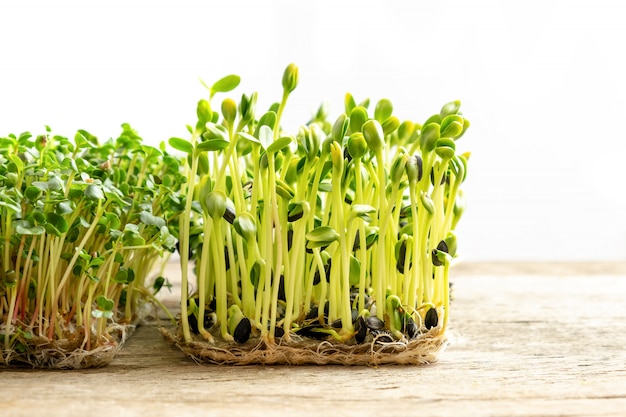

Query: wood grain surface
[1,262,625,417]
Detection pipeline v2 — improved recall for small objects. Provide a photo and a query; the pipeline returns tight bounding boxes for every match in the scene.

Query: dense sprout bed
[164,64,470,365]
[0,126,179,368]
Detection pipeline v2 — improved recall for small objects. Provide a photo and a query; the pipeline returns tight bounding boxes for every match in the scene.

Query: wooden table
[2,263,626,417]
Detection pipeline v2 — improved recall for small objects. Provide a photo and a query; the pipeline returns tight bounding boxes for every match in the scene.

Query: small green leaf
[349,255,360,286]
[204,123,228,140]
[206,190,228,219]
[234,212,257,240]
[114,269,129,284]
[24,186,42,201]
[345,93,357,114]
[275,179,295,200]
[85,184,105,200]
[306,226,339,248]
[8,154,24,172]
[282,63,299,94]
[57,200,73,215]
[96,295,115,312]
[440,100,461,117]
[349,106,368,134]
[435,138,456,160]
[420,123,440,152]
[196,139,230,152]
[16,223,45,235]
[221,98,237,126]
[46,212,69,234]
[168,137,194,154]
[374,98,393,123]
[254,112,277,138]
[267,136,292,154]
[440,114,464,138]
[350,204,377,222]
[211,74,241,94]
[139,211,166,228]
[237,132,260,145]
[258,125,273,151]
[362,120,384,154]
[381,116,400,136]
[332,114,349,143]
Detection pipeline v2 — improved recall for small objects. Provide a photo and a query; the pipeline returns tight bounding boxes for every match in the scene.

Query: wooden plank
[1,266,626,417]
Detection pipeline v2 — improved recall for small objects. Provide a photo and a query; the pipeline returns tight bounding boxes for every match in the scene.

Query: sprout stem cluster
[172,64,470,347]
[0,126,179,362]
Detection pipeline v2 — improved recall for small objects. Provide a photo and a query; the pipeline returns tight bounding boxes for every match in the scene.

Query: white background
[1,0,625,262]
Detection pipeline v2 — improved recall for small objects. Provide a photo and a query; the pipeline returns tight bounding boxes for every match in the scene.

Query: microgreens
[0,125,180,366]
[171,63,471,357]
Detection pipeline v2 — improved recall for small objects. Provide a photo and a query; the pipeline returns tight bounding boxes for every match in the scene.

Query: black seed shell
[233,317,251,344]
[364,316,385,331]
[424,307,439,329]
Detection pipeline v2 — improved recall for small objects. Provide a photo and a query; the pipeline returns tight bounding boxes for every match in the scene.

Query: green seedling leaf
[237,132,260,145]
[258,125,274,151]
[362,119,384,154]
[85,184,105,200]
[24,186,42,201]
[406,154,423,183]
[75,130,96,149]
[440,100,461,117]
[255,111,277,138]
[347,132,367,160]
[381,116,400,136]
[435,138,456,160]
[443,232,458,257]
[420,192,435,215]
[332,114,349,143]
[46,212,69,235]
[221,98,237,126]
[153,276,172,294]
[206,190,228,219]
[140,211,166,228]
[158,225,177,251]
[390,152,408,183]
[96,295,115,311]
[16,223,45,235]
[196,139,229,152]
[349,106,368,134]
[249,261,261,288]
[306,226,339,248]
[8,154,24,172]
[374,98,393,123]
[211,74,241,94]
[440,114,464,138]
[420,123,440,152]
[204,122,228,140]
[239,92,258,125]
[0,195,20,213]
[123,225,145,246]
[287,201,308,222]
[233,212,257,240]
[48,176,64,191]
[282,63,299,93]
[345,93,357,113]
[195,99,213,130]
[455,118,471,140]
[351,204,377,222]
[267,136,292,154]
[56,200,73,215]
[275,179,295,200]
[349,255,361,286]
[114,269,129,284]
[398,120,416,142]
[169,137,194,154]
